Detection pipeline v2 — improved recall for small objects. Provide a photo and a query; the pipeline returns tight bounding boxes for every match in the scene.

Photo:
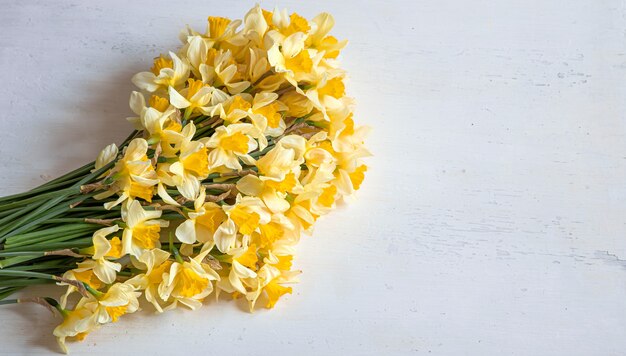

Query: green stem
[0,270,57,280]
[0,288,22,301]
[0,251,46,257]
[5,229,96,250]
[5,224,99,245]
[0,186,77,212]
[0,279,55,287]
[250,143,276,158]
[0,159,113,241]
[1,238,92,252]
[0,193,96,242]
[7,260,76,271]
[84,283,103,298]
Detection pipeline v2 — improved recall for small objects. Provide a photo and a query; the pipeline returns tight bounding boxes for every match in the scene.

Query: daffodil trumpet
[0,5,369,353]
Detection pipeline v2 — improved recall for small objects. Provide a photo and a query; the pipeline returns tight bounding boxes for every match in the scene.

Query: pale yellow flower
[244,251,298,311]
[213,195,272,253]
[198,49,250,94]
[216,243,258,294]
[75,225,123,284]
[121,199,169,257]
[175,188,227,244]
[267,32,317,87]
[53,303,99,354]
[255,135,306,179]
[237,171,300,213]
[167,79,213,116]
[91,282,140,324]
[94,143,118,171]
[203,123,258,172]
[161,123,211,200]
[127,248,172,312]
[132,51,190,93]
[305,12,347,59]
[55,281,140,352]
[157,248,220,310]
[201,94,252,124]
[247,92,287,148]
[101,138,159,209]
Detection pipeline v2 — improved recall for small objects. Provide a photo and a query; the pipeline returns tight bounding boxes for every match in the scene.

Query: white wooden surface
[1,0,626,355]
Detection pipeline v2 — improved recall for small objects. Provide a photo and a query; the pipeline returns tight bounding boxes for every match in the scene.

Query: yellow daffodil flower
[160,123,211,200]
[216,243,258,295]
[244,251,298,311]
[91,282,140,324]
[132,51,190,93]
[121,199,169,257]
[157,248,219,310]
[126,248,173,312]
[247,92,287,148]
[167,79,213,117]
[198,48,250,94]
[94,143,118,171]
[201,94,252,124]
[237,171,300,213]
[75,225,123,285]
[203,123,258,172]
[53,303,99,354]
[305,13,346,59]
[175,188,227,244]
[101,138,159,209]
[255,135,306,179]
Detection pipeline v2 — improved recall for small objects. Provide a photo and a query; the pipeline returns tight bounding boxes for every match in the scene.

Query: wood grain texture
[1,0,626,355]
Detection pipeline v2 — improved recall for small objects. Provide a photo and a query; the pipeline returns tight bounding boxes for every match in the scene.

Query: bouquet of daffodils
[0,5,369,353]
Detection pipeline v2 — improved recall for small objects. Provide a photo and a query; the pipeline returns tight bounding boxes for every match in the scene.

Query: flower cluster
[44,6,368,352]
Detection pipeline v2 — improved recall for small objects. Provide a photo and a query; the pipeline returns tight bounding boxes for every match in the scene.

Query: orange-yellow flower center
[256,222,284,248]
[262,10,274,29]
[183,148,210,177]
[228,96,252,115]
[105,236,123,258]
[205,48,218,66]
[148,260,173,284]
[220,132,249,154]
[321,36,340,59]
[133,224,161,249]
[129,181,154,202]
[274,255,293,271]
[318,77,345,99]
[208,16,231,38]
[340,116,355,137]
[284,50,313,73]
[235,244,258,270]
[164,120,182,133]
[318,185,337,208]
[196,206,227,233]
[177,266,209,297]
[284,13,310,36]
[264,279,292,309]
[149,95,170,112]
[254,102,282,128]
[349,165,367,191]
[229,206,261,235]
[105,304,128,322]
[186,79,204,100]
[74,332,89,341]
[265,173,297,193]
[150,55,173,76]
[73,269,103,289]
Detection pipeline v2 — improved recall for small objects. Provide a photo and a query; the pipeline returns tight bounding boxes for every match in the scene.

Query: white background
[1,0,626,355]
